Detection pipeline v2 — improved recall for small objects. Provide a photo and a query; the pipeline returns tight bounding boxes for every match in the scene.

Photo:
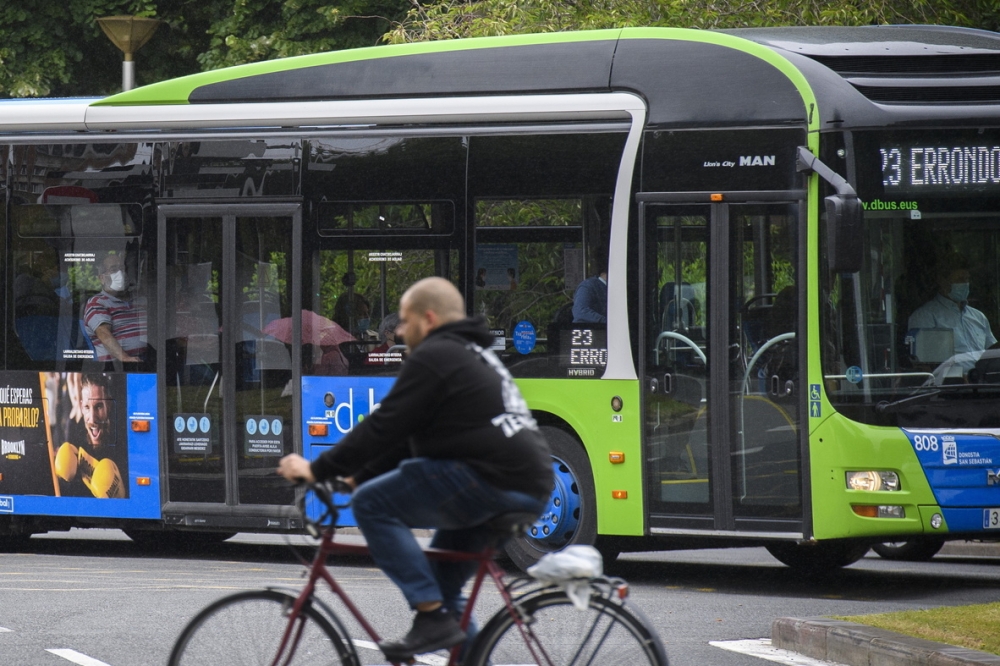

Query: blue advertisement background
[301,375,396,525]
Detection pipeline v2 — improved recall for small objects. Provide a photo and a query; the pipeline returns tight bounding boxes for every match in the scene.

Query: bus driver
[908,252,997,370]
[277,277,552,662]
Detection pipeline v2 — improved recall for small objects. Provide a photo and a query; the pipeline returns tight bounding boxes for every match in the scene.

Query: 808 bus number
[913,435,939,452]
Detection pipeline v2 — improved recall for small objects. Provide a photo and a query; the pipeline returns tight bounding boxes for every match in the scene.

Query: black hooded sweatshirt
[310,316,553,498]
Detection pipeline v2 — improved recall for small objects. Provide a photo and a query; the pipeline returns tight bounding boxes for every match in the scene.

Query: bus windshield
[822,128,1000,428]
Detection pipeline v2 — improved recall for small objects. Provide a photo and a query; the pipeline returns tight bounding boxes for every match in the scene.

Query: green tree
[199,0,405,70]
[383,0,1000,43]
[0,0,408,98]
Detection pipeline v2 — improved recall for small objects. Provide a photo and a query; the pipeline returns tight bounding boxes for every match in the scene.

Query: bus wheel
[765,540,870,573]
[504,426,597,572]
[872,539,944,561]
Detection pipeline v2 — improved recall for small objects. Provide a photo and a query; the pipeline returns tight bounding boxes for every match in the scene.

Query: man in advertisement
[54,373,128,499]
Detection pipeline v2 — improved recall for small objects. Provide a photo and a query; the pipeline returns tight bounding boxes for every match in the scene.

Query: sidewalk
[773,540,1000,666]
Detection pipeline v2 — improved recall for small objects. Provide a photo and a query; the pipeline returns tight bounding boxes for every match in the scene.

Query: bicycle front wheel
[169,589,356,666]
[467,589,667,666]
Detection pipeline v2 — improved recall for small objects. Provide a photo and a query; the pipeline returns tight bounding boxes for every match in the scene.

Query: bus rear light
[852,505,905,518]
[308,423,328,437]
[710,193,723,202]
[136,477,151,486]
[846,471,899,492]
[130,419,150,433]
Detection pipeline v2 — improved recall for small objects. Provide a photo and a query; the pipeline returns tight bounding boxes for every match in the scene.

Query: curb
[772,617,1000,665]
[939,541,1000,558]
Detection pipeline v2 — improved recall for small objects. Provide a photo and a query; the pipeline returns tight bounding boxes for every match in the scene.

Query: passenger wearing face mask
[83,253,148,364]
[908,253,996,368]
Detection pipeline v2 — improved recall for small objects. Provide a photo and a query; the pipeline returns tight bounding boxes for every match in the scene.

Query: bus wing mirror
[797,146,863,273]
[824,194,863,273]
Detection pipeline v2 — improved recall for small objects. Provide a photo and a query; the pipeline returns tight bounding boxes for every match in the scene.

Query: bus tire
[765,540,870,573]
[504,426,597,572]
[872,539,944,561]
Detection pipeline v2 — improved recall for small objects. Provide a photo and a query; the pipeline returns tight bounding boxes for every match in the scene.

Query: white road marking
[0,626,11,632]
[45,649,112,666]
[352,638,448,665]
[710,639,845,665]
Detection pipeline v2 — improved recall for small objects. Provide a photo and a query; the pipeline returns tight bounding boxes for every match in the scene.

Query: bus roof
[5,25,1000,135]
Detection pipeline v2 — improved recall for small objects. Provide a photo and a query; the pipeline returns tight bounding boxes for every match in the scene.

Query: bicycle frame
[272,522,551,666]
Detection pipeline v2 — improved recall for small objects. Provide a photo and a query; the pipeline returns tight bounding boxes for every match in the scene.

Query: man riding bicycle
[278,277,553,661]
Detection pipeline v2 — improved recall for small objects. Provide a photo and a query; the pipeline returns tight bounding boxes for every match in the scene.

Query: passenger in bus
[334,291,374,340]
[572,258,608,324]
[83,253,148,364]
[372,312,401,353]
[908,253,997,369]
[14,259,60,317]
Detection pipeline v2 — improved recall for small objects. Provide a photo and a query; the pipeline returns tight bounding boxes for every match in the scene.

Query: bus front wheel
[765,540,870,573]
[504,426,597,572]
[872,539,944,561]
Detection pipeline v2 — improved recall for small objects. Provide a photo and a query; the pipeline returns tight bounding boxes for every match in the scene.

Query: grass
[835,603,1000,655]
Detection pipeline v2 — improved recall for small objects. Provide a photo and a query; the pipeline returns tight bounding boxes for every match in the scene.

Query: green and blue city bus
[1,25,999,570]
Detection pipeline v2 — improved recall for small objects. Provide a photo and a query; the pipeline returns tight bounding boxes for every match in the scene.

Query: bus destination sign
[881,142,1000,193]
[560,328,607,377]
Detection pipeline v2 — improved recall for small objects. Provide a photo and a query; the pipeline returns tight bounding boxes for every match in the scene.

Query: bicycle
[168,481,668,665]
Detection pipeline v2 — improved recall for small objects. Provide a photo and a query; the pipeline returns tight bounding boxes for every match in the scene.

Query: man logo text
[740,155,775,167]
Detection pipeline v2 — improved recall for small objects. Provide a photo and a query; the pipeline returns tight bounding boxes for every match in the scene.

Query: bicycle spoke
[470,591,664,666]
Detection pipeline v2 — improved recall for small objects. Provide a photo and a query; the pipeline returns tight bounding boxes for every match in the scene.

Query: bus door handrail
[654,331,707,366]
[738,331,795,501]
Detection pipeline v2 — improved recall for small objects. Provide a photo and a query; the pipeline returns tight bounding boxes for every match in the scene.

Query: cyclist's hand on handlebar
[277,454,315,484]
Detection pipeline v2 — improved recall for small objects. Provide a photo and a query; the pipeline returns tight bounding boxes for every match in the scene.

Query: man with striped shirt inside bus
[83,252,148,364]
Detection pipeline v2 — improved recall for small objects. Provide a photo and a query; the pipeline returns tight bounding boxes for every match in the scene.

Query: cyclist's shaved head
[397,278,466,351]
[402,277,465,323]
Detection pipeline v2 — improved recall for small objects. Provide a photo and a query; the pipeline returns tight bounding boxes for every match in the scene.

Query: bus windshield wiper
[875,383,1000,414]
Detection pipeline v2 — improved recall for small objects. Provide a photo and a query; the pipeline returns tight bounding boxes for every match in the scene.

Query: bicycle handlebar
[301,479,353,538]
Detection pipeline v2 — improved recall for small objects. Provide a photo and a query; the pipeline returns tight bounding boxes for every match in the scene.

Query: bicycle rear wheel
[466,589,667,666]
[169,589,356,666]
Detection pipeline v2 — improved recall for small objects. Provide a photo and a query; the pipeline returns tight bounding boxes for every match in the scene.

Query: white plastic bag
[526,545,603,610]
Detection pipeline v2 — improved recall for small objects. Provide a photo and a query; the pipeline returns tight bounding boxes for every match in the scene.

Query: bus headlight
[846,471,900,492]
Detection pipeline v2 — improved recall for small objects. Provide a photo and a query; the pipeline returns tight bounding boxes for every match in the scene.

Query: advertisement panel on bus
[0,372,159,520]
[301,375,395,525]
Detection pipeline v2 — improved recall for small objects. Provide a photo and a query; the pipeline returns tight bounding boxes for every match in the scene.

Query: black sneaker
[379,608,467,661]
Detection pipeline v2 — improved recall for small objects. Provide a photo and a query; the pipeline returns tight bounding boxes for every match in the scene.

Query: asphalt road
[3,530,1000,666]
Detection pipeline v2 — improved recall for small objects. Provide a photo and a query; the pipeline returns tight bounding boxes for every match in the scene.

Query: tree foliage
[383,0,1000,43]
[0,0,408,98]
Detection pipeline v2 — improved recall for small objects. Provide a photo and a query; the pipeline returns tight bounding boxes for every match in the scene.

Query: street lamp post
[97,16,161,91]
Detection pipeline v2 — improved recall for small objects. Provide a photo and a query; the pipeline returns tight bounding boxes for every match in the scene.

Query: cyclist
[278,276,553,661]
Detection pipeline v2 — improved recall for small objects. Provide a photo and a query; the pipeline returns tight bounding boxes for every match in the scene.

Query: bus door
[158,204,302,528]
[640,198,802,535]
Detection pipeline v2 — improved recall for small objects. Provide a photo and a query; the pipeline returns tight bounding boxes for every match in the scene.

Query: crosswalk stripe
[711,638,844,665]
[45,649,112,666]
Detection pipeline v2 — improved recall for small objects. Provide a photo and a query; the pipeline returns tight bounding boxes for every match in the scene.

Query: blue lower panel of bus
[902,428,1000,533]
[300,375,396,527]
[0,372,160,520]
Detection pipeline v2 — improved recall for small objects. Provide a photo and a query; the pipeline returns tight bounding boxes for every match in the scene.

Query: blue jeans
[351,457,545,610]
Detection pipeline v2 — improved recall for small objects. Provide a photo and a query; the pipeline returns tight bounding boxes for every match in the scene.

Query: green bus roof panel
[187,41,619,105]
